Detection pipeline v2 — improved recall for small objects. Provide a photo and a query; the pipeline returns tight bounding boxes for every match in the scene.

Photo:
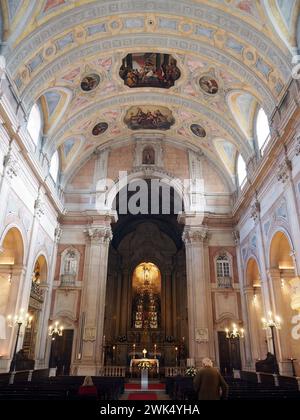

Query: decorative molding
[34,192,45,218]
[232,230,240,245]
[250,200,260,222]
[295,135,300,156]
[54,226,62,243]
[3,150,19,179]
[84,226,112,244]
[182,226,209,244]
[277,158,292,183]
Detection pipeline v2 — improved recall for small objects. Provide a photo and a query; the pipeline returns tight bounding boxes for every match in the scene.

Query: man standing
[193,358,229,400]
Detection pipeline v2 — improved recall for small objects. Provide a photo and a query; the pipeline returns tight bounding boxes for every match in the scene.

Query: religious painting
[199,75,219,95]
[92,122,108,136]
[80,73,100,92]
[191,124,206,138]
[119,53,181,89]
[142,147,155,165]
[124,106,175,131]
[132,263,161,330]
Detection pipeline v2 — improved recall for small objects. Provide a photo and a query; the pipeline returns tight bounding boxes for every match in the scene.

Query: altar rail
[165,367,186,377]
[98,366,126,377]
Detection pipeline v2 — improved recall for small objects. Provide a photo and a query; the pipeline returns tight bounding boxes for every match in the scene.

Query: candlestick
[154,344,157,359]
[133,343,136,359]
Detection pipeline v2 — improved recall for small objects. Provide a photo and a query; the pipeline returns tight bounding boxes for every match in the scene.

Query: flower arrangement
[185,367,198,377]
[137,361,153,370]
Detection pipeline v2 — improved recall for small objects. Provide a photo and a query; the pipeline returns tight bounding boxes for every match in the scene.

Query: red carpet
[125,383,165,391]
[128,392,158,400]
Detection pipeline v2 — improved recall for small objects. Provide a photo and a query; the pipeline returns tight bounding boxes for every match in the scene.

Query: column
[76,223,112,376]
[0,144,19,230]
[183,225,212,366]
[35,226,61,368]
[164,268,172,339]
[267,268,292,375]
[233,231,253,368]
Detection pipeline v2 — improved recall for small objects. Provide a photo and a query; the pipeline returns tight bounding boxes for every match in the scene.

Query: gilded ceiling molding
[48,92,253,159]
[18,34,276,113]
[6,0,291,80]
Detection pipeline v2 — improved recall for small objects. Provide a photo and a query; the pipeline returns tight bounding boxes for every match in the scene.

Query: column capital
[3,149,20,180]
[232,230,240,245]
[277,157,292,184]
[84,226,112,245]
[182,226,209,245]
[250,200,260,223]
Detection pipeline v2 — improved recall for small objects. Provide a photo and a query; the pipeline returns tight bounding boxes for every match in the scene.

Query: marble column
[267,268,293,375]
[183,226,212,366]
[233,231,253,368]
[35,226,61,368]
[76,223,112,376]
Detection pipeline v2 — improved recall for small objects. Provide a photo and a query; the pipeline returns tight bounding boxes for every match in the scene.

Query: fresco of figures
[124,106,175,130]
[120,53,181,89]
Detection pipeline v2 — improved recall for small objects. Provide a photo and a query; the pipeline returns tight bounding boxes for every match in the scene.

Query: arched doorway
[269,231,300,375]
[104,179,188,369]
[0,227,25,367]
[245,258,267,362]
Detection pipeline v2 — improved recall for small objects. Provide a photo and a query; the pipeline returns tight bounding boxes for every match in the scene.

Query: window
[237,154,247,188]
[27,103,42,145]
[49,150,59,183]
[256,108,270,154]
[216,254,232,288]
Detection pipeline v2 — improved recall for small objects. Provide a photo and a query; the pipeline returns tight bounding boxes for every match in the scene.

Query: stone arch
[268,229,300,374]
[104,168,189,215]
[244,257,267,362]
[0,226,26,360]
[268,229,295,270]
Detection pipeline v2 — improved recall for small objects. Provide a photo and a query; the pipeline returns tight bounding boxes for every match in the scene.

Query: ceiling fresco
[1,0,298,188]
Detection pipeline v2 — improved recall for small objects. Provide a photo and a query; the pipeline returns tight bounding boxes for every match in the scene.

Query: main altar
[130,358,159,374]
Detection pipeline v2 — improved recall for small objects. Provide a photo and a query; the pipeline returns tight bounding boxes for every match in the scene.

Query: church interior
[0,0,300,401]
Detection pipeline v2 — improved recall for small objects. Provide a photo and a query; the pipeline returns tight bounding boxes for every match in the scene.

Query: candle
[154,344,157,359]
[133,343,136,359]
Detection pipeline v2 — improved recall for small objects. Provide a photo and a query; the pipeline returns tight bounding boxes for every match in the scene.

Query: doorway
[218,331,241,375]
[50,329,74,375]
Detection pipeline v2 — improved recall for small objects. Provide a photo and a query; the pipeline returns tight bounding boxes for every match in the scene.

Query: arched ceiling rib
[1,0,297,189]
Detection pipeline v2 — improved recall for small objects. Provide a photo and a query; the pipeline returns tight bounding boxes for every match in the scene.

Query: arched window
[256,108,270,154]
[215,253,232,288]
[237,154,247,188]
[49,151,59,183]
[27,104,42,146]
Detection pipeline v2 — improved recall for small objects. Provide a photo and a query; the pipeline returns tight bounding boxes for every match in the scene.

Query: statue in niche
[142,147,155,165]
[63,250,78,276]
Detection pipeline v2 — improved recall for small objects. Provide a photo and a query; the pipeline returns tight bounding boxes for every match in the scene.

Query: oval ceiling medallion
[92,122,108,136]
[81,73,101,92]
[124,106,175,130]
[190,124,206,138]
[120,53,181,89]
[199,75,219,95]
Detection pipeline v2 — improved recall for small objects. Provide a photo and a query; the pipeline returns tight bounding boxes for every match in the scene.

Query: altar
[130,358,160,374]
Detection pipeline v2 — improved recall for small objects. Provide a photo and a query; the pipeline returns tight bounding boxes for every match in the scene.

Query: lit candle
[154,344,157,359]
[133,343,136,359]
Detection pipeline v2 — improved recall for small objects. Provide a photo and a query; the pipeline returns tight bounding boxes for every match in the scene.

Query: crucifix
[142,348,147,359]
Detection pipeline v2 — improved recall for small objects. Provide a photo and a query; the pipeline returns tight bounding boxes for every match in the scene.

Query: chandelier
[261,311,281,330]
[225,323,244,339]
[49,321,63,337]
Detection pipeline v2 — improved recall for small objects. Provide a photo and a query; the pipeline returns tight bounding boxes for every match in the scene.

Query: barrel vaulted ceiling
[1,0,299,188]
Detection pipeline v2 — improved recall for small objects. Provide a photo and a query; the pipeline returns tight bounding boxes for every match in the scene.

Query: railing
[217,276,232,289]
[98,366,126,377]
[30,282,44,301]
[60,274,76,287]
[165,367,186,377]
